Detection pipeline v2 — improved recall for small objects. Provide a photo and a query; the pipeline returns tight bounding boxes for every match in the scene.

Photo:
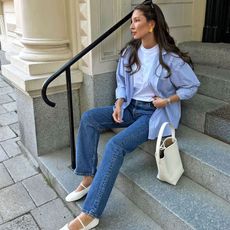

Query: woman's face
[130,9,154,40]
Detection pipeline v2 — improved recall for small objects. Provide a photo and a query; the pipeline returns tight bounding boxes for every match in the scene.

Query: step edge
[96,138,230,229]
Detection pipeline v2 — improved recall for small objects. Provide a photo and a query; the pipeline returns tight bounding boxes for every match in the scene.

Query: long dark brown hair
[121,2,193,77]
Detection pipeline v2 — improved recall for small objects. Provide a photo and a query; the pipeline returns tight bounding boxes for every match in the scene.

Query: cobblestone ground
[0,74,74,230]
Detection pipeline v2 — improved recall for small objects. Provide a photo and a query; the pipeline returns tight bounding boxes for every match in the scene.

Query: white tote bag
[155,122,184,185]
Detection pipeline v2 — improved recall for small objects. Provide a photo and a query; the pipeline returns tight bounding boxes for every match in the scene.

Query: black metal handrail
[41,10,133,107]
[41,1,148,169]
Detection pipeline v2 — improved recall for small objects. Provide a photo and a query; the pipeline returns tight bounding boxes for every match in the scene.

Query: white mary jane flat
[78,216,99,230]
[65,183,91,202]
[60,216,99,230]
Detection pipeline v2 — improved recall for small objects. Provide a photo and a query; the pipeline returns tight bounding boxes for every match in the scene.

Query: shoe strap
[77,216,86,229]
[80,183,87,189]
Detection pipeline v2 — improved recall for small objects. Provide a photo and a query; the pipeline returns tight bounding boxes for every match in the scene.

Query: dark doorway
[202,0,230,43]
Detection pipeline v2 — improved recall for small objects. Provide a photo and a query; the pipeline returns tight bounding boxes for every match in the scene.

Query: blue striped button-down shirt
[115,48,200,139]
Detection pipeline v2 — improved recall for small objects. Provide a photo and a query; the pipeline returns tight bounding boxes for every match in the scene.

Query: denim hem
[74,171,95,177]
[81,208,101,219]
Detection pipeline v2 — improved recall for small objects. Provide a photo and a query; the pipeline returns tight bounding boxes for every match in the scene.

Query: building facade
[0,0,207,157]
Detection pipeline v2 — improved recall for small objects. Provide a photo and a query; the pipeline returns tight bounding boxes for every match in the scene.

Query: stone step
[113,125,230,204]
[172,125,230,202]
[37,149,162,230]
[194,64,230,103]
[98,132,230,230]
[178,42,230,69]
[181,94,227,132]
[205,104,230,144]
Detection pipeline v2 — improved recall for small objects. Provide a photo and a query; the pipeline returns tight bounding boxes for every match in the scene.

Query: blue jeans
[74,99,156,218]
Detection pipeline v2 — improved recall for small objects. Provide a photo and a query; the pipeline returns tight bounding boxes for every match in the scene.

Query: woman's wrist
[164,95,180,105]
[165,97,171,105]
[116,98,124,107]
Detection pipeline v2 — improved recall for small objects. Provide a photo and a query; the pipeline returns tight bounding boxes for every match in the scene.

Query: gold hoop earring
[149,28,153,33]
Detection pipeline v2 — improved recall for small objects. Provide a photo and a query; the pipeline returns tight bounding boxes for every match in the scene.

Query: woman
[61,1,200,230]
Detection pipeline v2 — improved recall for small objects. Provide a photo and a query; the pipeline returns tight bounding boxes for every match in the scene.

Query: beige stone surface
[1,0,81,97]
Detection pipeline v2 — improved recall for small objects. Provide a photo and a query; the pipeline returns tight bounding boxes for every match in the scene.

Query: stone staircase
[34,42,230,229]
[179,42,230,144]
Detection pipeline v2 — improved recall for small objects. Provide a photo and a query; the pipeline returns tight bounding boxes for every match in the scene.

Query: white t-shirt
[132,43,159,102]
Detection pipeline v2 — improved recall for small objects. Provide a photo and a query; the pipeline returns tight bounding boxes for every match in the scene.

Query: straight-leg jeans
[74,99,156,218]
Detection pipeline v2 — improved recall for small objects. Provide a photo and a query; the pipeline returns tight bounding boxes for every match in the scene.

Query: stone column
[13,0,21,36]
[0,1,8,66]
[0,1,5,35]
[0,0,16,57]
[2,0,81,89]
[1,0,82,158]
[12,0,23,53]
[14,0,22,38]
[19,0,71,62]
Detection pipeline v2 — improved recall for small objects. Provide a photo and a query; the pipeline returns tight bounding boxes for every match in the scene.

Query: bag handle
[155,122,176,159]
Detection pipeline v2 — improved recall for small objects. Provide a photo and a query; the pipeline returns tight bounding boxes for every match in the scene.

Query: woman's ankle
[75,176,93,191]
[79,212,95,222]
[82,176,93,185]
[83,175,93,181]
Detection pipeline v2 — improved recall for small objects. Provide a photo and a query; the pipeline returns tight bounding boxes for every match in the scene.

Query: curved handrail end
[41,85,56,107]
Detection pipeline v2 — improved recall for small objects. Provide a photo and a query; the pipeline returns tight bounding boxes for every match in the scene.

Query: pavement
[0,74,74,230]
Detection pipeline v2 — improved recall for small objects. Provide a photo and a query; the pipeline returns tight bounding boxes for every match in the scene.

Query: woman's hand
[112,106,122,123]
[113,98,124,123]
[152,95,179,108]
[152,96,168,108]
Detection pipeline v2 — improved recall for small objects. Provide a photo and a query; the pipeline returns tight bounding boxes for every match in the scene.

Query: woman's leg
[66,101,155,229]
[75,105,134,177]
[81,114,151,218]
